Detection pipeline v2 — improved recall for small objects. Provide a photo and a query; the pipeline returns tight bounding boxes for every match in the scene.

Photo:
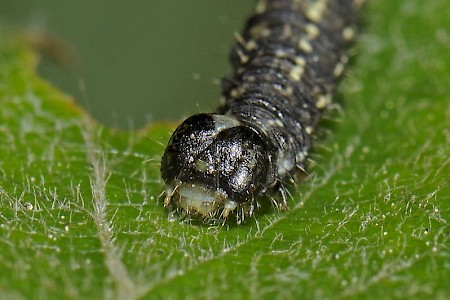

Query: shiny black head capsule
[161,113,272,218]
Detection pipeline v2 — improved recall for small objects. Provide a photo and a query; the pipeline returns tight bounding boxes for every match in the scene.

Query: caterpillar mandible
[161,0,362,223]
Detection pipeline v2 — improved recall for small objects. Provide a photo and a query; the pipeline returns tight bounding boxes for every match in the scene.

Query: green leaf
[1,1,449,299]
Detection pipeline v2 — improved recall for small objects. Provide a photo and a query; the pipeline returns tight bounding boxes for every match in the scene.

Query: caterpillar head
[161,113,271,220]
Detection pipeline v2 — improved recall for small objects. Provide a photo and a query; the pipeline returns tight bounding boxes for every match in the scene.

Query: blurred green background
[0,1,254,128]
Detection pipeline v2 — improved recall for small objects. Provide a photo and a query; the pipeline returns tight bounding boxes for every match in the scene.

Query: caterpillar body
[161,0,361,223]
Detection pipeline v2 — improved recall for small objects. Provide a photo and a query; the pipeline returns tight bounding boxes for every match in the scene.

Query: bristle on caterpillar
[161,0,362,223]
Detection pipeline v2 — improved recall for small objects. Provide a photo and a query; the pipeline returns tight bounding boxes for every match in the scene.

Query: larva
[161,0,361,223]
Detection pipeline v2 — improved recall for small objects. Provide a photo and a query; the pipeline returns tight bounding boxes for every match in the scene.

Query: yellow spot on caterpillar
[334,55,349,76]
[230,87,247,98]
[333,62,344,77]
[230,88,240,98]
[295,56,306,67]
[245,40,258,51]
[255,0,267,13]
[298,38,313,53]
[281,86,293,97]
[289,65,305,81]
[275,49,287,58]
[343,27,355,41]
[305,23,320,39]
[249,24,271,38]
[316,94,332,109]
[306,0,328,22]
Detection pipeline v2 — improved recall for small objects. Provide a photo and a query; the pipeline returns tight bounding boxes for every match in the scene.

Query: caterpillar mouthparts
[160,0,361,223]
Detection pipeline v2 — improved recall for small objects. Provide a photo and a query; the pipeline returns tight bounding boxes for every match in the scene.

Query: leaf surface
[0,1,449,299]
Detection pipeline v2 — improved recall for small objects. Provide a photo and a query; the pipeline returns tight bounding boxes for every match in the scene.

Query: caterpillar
[161,0,361,223]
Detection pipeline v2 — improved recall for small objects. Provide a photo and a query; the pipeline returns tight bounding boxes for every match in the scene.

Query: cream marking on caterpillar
[161,0,362,223]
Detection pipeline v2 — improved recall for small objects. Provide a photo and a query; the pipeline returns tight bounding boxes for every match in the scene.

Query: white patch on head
[212,115,240,134]
[177,184,228,215]
[277,155,295,177]
[165,183,244,218]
